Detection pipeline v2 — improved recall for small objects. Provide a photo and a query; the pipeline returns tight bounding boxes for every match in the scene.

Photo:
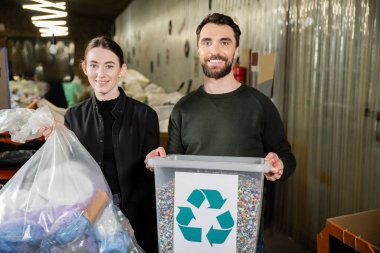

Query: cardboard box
[317,210,380,253]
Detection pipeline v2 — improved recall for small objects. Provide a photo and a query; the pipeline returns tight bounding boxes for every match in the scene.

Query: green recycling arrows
[176,206,195,225]
[186,189,205,208]
[206,226,232,246]
[178,224,202,242]
[217,211,235,229]
[176,189,235,246]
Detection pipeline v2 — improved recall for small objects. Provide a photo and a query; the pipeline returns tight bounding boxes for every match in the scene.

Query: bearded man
[147,13,296,253]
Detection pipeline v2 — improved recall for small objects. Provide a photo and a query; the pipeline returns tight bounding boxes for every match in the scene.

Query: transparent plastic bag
[0,106,145,253]
[0,106,54,143]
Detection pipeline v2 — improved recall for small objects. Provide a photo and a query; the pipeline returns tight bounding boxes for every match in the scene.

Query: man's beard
[201,55,233,80]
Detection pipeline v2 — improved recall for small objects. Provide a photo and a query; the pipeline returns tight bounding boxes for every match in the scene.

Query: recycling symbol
[176,189,235,246]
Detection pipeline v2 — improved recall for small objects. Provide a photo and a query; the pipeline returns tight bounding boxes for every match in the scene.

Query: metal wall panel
[114,0,287,93]
[114,0,380,251]
[272,0,380,249]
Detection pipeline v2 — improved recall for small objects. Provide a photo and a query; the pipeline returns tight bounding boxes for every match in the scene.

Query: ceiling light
[39,27,68,37]
[22,0,69,37]
[32,21,67,26]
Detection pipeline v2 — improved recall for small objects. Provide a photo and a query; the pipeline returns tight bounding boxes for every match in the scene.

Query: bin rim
[147,155,271,173]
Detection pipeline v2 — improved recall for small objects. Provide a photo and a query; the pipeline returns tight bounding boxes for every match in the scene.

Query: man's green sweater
[167,84,296,180]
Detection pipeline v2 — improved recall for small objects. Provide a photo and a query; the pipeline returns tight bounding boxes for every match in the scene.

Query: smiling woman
[61,36,160,253]
[82,47,126,100]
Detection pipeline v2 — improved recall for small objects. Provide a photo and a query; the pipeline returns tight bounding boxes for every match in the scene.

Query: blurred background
[0,0,379,252]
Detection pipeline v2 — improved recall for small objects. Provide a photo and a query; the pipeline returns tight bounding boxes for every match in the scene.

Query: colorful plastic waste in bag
[0,106,145,253]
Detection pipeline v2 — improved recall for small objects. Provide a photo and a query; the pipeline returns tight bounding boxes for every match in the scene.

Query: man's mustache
[207,55,228,61]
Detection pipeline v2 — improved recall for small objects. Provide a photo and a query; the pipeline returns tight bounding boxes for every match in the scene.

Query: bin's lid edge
[147,157,270,173]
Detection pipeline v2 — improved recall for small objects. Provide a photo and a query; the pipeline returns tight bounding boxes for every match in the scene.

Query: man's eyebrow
[200,38,212,42]
[220,37,233,41]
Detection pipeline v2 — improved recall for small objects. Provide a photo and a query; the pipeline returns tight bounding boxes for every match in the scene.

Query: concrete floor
[264,229,313,253]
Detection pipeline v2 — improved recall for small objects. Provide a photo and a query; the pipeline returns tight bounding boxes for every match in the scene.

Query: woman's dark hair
[196,13,241,47]
[84,36,124,66]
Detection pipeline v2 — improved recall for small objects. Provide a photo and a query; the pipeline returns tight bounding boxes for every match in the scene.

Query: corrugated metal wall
[274,0,380,250]
[115,0,380,251]
[114,0,287,94]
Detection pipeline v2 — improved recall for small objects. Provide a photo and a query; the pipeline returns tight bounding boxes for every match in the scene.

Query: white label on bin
[174,172,238,253]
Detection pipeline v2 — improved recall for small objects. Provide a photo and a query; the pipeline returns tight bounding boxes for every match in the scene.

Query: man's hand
[144,147,167,171]
[264,152,284,181]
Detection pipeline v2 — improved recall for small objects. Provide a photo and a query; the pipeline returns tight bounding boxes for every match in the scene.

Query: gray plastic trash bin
[147,155,270,253]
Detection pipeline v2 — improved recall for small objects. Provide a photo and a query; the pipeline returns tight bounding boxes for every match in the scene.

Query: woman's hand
[38,121,65,140]
[144,147,167,171]
[38,126,53,140]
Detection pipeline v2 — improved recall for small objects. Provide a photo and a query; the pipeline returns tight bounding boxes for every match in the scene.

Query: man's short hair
[196,13,241,47]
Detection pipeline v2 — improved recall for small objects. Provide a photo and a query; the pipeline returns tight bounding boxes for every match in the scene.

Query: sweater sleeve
[167,104,185,154]
[261,98,296,181]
